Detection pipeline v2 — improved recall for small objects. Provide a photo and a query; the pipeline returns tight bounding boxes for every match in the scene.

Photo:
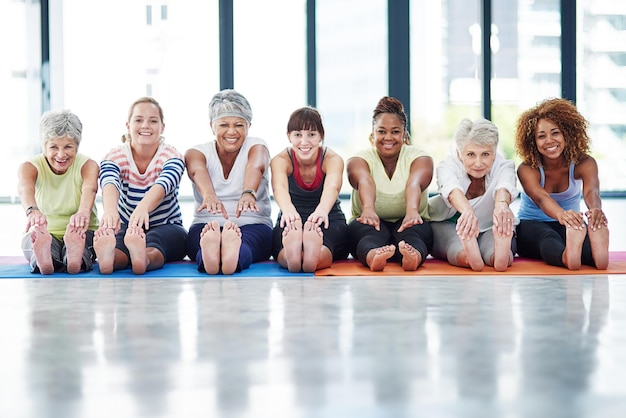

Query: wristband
[25,206,39,216]
[242,189,257,200]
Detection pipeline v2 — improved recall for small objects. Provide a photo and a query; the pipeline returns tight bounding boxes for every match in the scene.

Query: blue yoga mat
[0,259,313,279]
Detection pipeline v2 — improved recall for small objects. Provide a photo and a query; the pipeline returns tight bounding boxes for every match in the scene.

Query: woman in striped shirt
[93,97,187,274]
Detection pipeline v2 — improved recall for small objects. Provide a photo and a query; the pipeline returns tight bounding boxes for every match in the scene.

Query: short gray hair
[209,89,253,125]
[39,109,83,146]
[454,118,498,151]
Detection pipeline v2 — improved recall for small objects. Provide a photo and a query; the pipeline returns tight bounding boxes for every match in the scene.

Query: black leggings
[517,220,595,267]
[348,218,433,267]
[272,218,350,261]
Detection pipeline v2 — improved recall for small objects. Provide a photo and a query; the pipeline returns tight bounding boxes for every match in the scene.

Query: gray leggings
[21,230,96,273]
[431,221,516,267]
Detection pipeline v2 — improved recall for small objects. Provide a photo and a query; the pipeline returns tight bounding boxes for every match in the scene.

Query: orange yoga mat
[315,252,626,276]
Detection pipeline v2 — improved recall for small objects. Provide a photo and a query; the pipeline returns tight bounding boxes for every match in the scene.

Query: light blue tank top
[518,162,581,222]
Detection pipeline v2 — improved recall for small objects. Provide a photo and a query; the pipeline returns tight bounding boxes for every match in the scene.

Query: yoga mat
[315,252,626,277]
[0,257,312,279]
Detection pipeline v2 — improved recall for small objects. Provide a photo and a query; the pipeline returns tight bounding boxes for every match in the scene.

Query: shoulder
[347,148,370,162]
[322,147,343,163]
[270,149,291,169]
[574,155,598,178]
[493,154,515,170]
[245,136,269,148]
[102,144,127,162]
[321,147,344,171]
[402,144,429,159]
[160,143,184,160]
[517,162,539,182]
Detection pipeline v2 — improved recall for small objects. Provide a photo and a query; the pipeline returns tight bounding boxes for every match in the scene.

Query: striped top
[99,142,185,227]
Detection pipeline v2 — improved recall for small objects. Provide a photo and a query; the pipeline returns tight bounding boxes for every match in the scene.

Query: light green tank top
[350,144,430,222]
[32,153,99,239]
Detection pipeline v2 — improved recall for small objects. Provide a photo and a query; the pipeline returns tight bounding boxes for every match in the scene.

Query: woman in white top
[185,89,272,275]
[428,118,517,271]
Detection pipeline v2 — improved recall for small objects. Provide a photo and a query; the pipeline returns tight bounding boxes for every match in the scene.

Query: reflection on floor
[1,275,625,418]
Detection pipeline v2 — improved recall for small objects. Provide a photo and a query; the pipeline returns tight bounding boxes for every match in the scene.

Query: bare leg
[64,226,86,274]
[588,226,609,270]
[365,244,396,272]
[31,225,54,275]
[398,240,422,271]
[282,221,303,273]
[124,226,148,275]
[302,221,323,272]
[200,221,221,275]
[562,226,586,270]
[492,231,513,272]
[93,228,117,275]
[459,237,484,271]
[221,221,242,275]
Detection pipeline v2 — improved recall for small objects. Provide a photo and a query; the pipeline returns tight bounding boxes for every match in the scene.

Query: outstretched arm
[18,161,47,230]
[347,156,379,231]
[185,148,228,219]
[270,150,299,227]
[577,156,608,231]
[398,155,433,232]
[236,144,269,217]
[310,150,344,228]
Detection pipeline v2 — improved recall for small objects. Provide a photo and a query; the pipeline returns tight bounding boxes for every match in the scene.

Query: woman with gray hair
[17,109,99,274]
[428,118,518,271]
[185,89,272,275]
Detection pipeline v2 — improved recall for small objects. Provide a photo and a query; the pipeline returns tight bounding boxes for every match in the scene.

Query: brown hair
[514,97,590,168]
[287,106,325,139]
[122,97,165,143]
[370,96,410,144]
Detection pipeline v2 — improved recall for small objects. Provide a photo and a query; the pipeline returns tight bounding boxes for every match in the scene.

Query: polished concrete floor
[2,200,626,418]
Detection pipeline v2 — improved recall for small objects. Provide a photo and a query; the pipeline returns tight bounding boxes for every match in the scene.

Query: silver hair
[454,118,499,152]
[39,109,83,146]
[209,89,253,125]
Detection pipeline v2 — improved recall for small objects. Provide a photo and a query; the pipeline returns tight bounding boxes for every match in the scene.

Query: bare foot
[221,221,242,275]
[200,221,221,275]
[460,237,484,271]
[588,226,609,270]
[562,226,586,270]
[492,231,513,272]
[282,221,303,272]
[94,228,117,274]
[398,240,422,271]
[31,225,54,275]
[302,221,323,272]
[64,226,86,274]
[124,226,148,275]
[366,245,396,272]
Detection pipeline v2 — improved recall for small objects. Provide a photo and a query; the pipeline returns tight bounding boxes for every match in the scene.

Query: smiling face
[535,118,565,161]
[212,116,249,154]
[457,142,496,179]
[288,129,322,162]
[126,101,165,146]
[372,113,406,159]
[44,136,78,174]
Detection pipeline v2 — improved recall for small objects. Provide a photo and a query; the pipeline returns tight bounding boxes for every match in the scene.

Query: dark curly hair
[369,96,410,144]
[514,97,591,168]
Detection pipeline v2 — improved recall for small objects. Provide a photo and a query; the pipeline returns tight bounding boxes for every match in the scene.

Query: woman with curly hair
[515,97,609,270]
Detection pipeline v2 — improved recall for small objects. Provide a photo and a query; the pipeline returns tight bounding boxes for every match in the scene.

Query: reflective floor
[2,200,626,418]
[1,275,625,418]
